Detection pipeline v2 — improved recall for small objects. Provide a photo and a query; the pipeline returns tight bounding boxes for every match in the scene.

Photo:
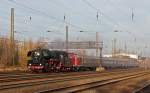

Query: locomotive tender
[27,48,138,72]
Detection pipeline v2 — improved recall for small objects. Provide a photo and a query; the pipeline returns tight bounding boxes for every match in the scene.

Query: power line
[0,5,49,31]
[105,0,128,15]
[105,0,135,22]
[46,0,98,22]
[47,0,117,30]
[81,0,145,53]
[7,0,87,30]
[1,1,67,33]
[82,0,121,27]
[1,1,66,36]
[0,14,48,33]
[6,0,120,33]
[81,0,141,37]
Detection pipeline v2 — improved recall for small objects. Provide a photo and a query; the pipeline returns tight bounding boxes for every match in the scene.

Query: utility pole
[112,39,114,57]
[64,14,69,52]
[95,32,103,69]
[96,32,99,57]
[112,38,116,57]
[96,32,101,67]
[100,41,103,66]
[0,19,2,35]
[10,8,15,66]
[114,38,116,57]
[124,42,127,53]
[66,25,68,52]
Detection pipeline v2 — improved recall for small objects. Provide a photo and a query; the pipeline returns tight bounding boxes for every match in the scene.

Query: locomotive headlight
[37,53,40,56]
[39,63,42,66]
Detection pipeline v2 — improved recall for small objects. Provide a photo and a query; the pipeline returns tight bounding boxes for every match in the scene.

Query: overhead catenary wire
[82,0,124,28]
[46,0,99,23]
[106,0,135,23]
[81,0,147,54]
[0,14,49,35]
[7,0,87,31]
[81,0,143,39]
[6,0,121,33]
[46,0,114,32]
[0,7,50,32]
[0,1,65,38]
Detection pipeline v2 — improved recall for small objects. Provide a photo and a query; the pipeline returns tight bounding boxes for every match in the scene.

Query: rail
[37,71,150,93]
[133,82,150,93]
[0,69,141,91]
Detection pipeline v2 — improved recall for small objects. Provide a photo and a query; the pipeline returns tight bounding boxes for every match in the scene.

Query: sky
[0,0,150,56]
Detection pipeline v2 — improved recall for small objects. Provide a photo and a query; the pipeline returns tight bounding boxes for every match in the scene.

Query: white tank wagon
[79,56,139,69]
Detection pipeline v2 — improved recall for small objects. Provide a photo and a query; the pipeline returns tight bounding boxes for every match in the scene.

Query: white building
[103,53,138,59]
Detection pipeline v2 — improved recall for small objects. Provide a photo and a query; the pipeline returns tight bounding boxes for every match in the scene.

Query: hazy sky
[0,0,150,56]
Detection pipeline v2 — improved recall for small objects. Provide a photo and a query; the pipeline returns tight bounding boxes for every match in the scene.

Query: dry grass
[0,37,42,70]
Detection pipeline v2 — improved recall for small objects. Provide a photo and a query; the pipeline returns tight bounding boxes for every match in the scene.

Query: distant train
[27,48,139,72]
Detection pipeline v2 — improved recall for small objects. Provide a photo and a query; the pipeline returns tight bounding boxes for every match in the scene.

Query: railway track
[0,69,135,83]
[133,82,150,93]
[0,71,114,82]
[37,71,150,93]
[0,70,132,89]
[0,71,99,83]
[0,69,148,93]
